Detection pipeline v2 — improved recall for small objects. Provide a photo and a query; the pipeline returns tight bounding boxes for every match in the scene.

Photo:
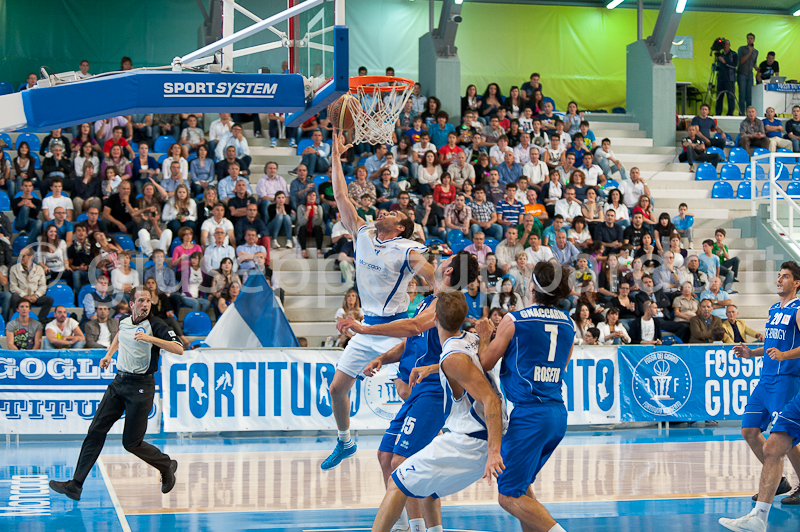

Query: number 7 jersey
[500,305,576,404]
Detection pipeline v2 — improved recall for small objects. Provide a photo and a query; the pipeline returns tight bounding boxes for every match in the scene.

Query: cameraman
[715,39,738,117]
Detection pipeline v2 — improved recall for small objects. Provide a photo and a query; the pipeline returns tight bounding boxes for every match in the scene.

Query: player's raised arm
[440,352,505,483]
[480,314,515,372]
[330,130,365,237]
[408,251,437,290]
[338,304,435,338]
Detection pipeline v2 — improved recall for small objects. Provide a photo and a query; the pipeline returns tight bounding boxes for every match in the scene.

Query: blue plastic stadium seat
[715,132,733,142]
[736,181,753,199]
[44,191,52,199]
[752,148,769,159]
[711,181,734,199]
[777,148,798,164]
[112,234,135,251]
[0,315,5,333]
[483,237,500,252]
[153,136,175,153]
[14,190,40,199]
[296,138,314,156]
[793,166,800,181]
[719,163,742,181]
[776,162,790,181]
[424,238,444,247]
[744,164,766,181]
[450,238,471,254]
[15,133,40,152]
[183,311,213,336]
[728,148,749,163]
[11,311,38,322]
[0,132,12,149]
[189,339,208,349]
[76,213,88,222]
[695,163,718,181]
[31,152,41,169]
[157,154,169,164]
[762,181,783,197]
[0,190,9,211]
[77,284,94,308]
[12,235,29,256]
[605,179,619,189]
[0,82,13,96]
[144,260,155,270]
[313,175,328,186]
[706,146,726,160]
[186,153,197,162]
[543,96,555,109]
[47,284,75,307]
[786,182,800,197]
[446,229,463,245]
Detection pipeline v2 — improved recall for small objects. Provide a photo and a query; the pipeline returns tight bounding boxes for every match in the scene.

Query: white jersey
[355,223,427,318]
[439,332,507,436]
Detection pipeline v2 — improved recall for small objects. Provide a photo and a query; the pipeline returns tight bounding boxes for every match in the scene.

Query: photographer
[715,39,738,117]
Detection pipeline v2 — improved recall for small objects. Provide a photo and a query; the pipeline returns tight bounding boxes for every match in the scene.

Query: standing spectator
[83,303,118,349]
[5,300,43,350]
[739,106,768,156]
[296,191,324,259]
[715,40,738,116]
[9,248,53,321]
[43,306,85,350]
[692,104,728,148]
[12,179,42,240]
[764,107,794,153]
[722,304,764,343]
[737,33,759,116]
[699,277,733,319]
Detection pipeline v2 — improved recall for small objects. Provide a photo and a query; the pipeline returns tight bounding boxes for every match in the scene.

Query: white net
[350,80,414,145]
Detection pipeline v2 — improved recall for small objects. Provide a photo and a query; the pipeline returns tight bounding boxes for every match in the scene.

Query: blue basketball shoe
[320,440,357,471]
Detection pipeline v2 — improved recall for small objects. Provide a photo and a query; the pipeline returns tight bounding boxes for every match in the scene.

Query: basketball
[327,93,359,131]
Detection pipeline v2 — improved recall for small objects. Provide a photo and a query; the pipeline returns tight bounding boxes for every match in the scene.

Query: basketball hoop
[348,75,415,145]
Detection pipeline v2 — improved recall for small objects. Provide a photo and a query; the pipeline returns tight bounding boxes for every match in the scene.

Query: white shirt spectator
[411,94,427,115]
[111,268,140,293]
[605,203,630,223]
[620,179,647,209]
[36,240,68,272]
[597,322,631,345]
[525,245,554,267]
[74,155,100,177]
[162,197,198,224]
[412,141,438,160]
[546,146,565,165]
[161,157,189,179]
[495,241,523,270]
[522,160,549,186]
[208,118,233,142]
[214,131,251,160]
[200,217,234,246]
[46,317,81,338]
[513,144,532,165]
[582,164,604,187]
[556,132,572,146]
[417,165,442,185]
[42,196,73,218]
[555,199,582,221]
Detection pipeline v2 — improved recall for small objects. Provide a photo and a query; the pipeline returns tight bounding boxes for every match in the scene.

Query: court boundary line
[120,492,759,516]
[97,457,133,532]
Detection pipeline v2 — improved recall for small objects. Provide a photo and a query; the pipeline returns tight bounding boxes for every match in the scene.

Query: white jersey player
[322,131,436,471]
[371,292,506,532]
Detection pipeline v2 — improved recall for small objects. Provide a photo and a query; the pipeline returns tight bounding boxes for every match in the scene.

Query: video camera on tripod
[710,37,725,57]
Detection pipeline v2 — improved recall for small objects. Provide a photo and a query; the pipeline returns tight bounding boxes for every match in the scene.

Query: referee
[50,287,184,501]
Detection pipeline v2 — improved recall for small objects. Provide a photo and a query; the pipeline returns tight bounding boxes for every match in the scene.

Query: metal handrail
[750,151,800,251]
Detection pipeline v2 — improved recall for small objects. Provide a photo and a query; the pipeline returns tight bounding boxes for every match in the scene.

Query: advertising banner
[563,346,620,425]
[0,350,161,434]
[618,345,762,422]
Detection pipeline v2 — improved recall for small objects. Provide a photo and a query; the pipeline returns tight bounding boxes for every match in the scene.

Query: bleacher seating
[113,234,136,251]
[786,182,800,197]
[183,312,213,336]
[483,238,500,252]
[12,235,28,256]
[694,163,717,181]
[77,284,94,307]
[761,181,782,197]
[296,138,314,156]
[744,165,766,181]
[0,83,13,96]
[15,133,40,151]
[711,181,734,199]
[706,146,725,160]
[719,163,742,181]
[0,190,10,211]
[153,135,175,153]
[728,148,749,163]
[11,311,39,321]
[0,132,12,148]
[47,284,75,307]
[736,181,753,199]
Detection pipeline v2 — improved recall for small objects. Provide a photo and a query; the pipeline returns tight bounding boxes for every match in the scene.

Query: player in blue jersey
[480,261,574,532]
[344,251,480,532]
[323,131,436,471]
[370,291,506,532]
[721,261,800,532]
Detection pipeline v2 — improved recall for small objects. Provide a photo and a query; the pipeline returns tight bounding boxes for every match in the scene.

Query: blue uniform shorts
[378,392,445,458]
[771,391,800,448]
[742,375,800,432]
[497,402,567,498]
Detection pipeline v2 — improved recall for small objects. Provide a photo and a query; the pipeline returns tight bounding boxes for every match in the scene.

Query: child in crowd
[384,152,400,180]
[405,116,426,144]
[579,120,597,150]
[672,202,695,249]
[712,228,740,288]
[519,107,534,134]
[356,194,377,222]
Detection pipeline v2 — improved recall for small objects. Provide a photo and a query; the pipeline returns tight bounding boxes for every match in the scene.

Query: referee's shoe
[162,460,178,493]
[49,480,82,501]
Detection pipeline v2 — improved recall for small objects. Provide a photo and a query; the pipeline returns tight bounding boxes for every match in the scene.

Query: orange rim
[349,75,415,94]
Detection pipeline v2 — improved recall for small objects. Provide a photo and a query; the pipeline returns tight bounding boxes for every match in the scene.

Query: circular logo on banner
[363,365,405,420]
[631,351,692,416]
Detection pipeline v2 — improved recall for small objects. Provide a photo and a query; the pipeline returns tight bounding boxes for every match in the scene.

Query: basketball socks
[426,526,443,532]
[391,508,409,531]
[548,524,567,532]
[751,501,771,523]
[338,430,353,447]
[409,518,424,532]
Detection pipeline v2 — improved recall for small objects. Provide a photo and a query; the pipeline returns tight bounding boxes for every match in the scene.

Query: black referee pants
[73,373,171,484]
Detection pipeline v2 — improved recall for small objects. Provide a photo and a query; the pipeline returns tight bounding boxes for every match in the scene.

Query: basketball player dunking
[720,261,800,531]
[321,131,436,471]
